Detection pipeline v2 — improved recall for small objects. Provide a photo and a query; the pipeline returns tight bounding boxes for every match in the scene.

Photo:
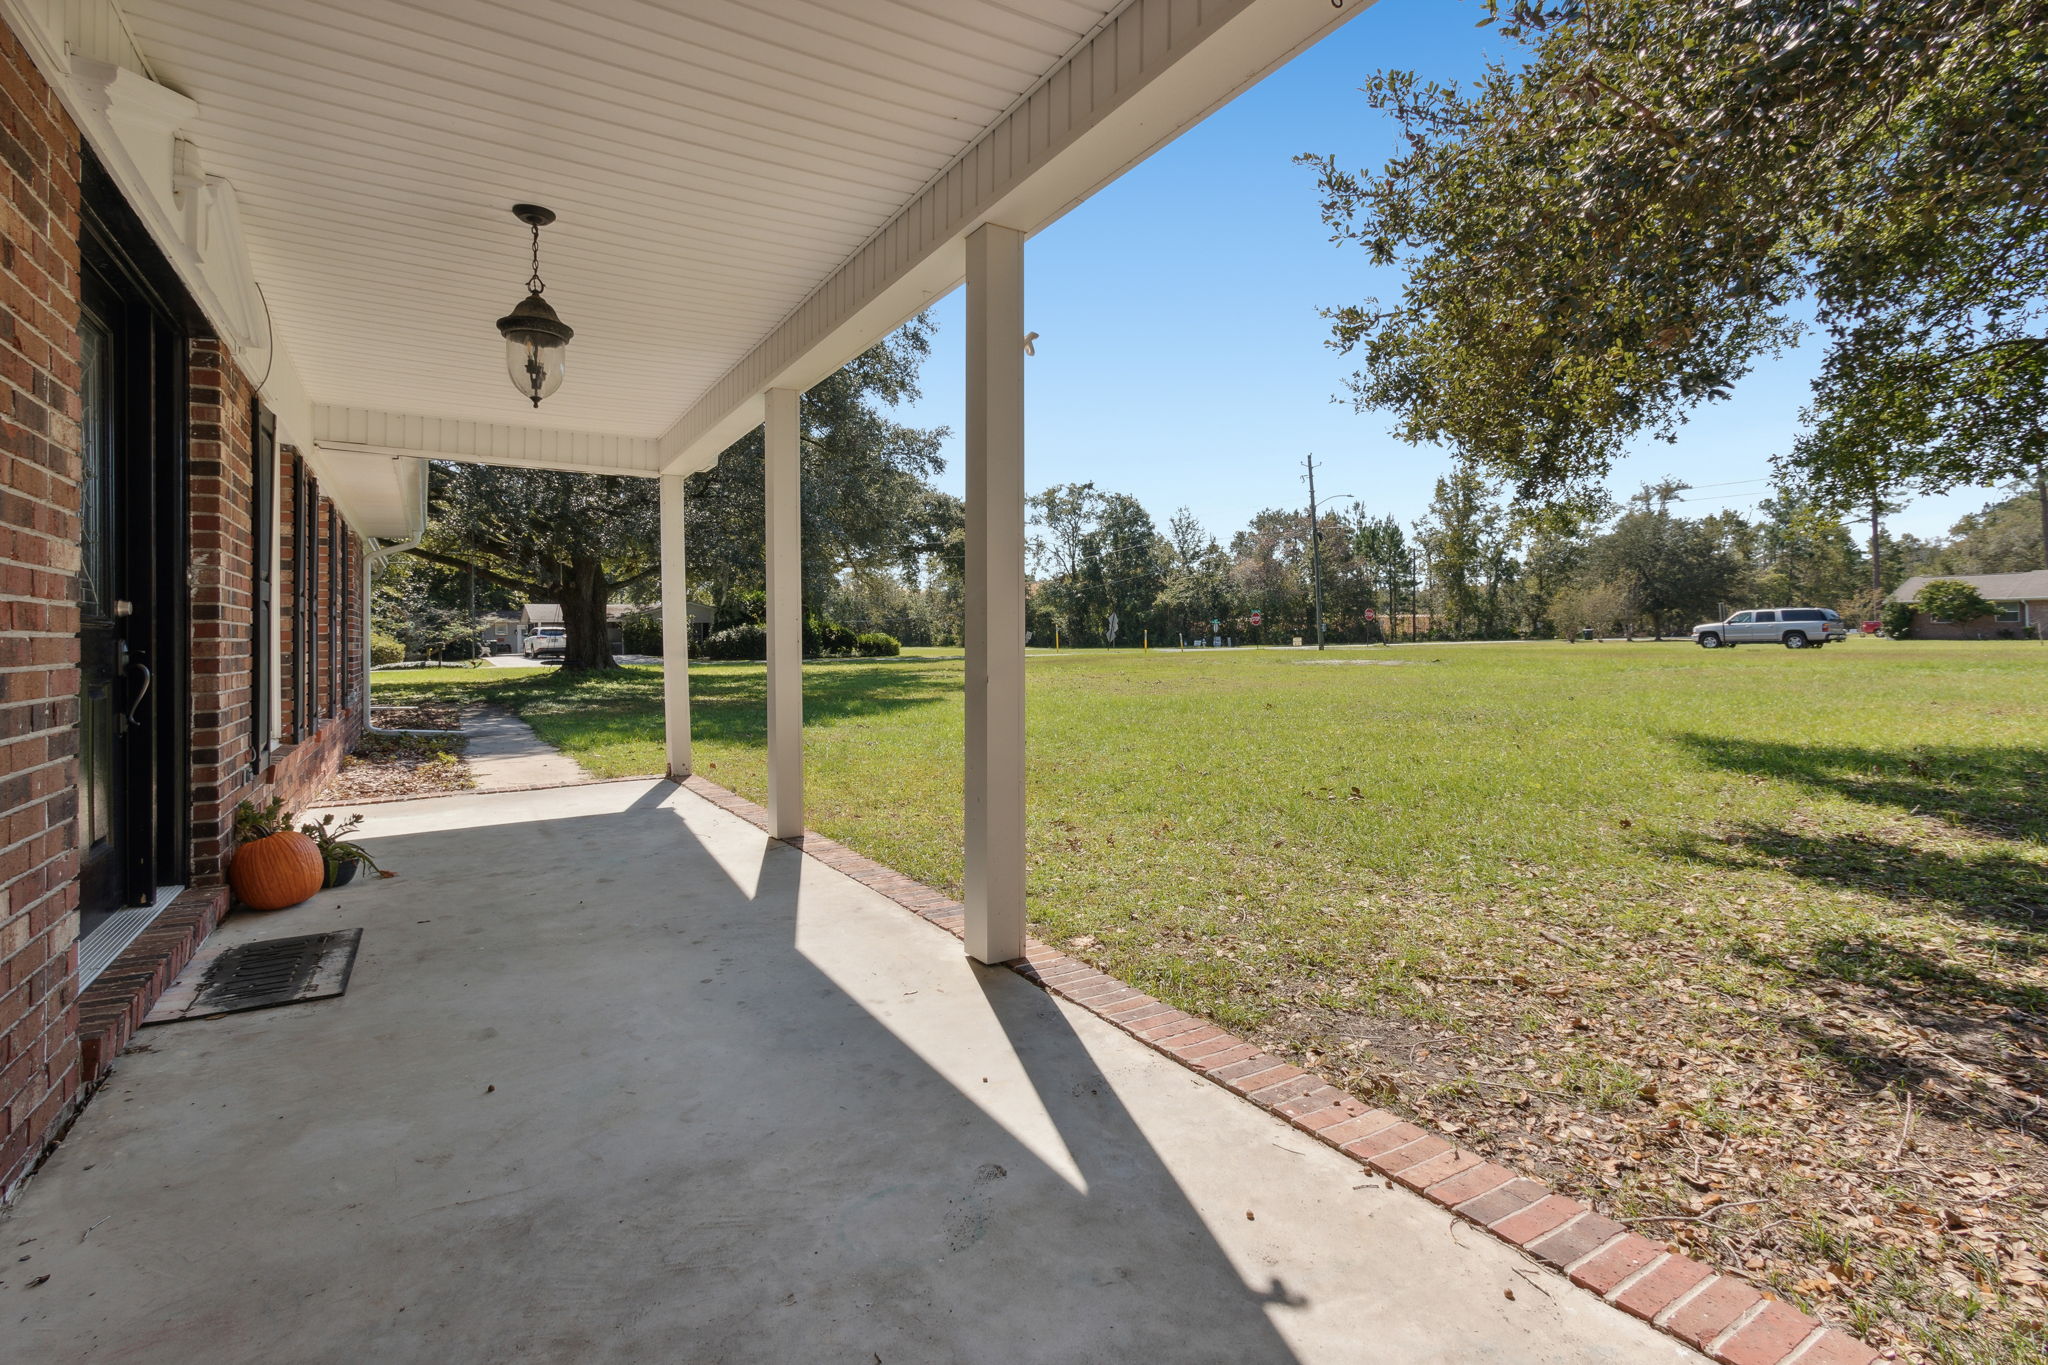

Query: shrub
[854,631,900,657]
[804,616,857,656]
[1879,599,1916,638]
[1915,578,1994,624]
[694,623,767,660]
[370,630,405,665]
[617,609,662,655]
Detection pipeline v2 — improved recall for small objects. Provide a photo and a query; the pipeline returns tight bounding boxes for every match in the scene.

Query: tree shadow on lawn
[1672,734,2048,842]
[1659,823,2046,1129]
[477,660,961,749]
[1665,822,2046,958]
[1772,994,2043,1135]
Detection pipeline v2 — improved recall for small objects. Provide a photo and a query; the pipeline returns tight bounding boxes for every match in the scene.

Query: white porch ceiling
[74,0,1362,485]
[122,0,1123,439]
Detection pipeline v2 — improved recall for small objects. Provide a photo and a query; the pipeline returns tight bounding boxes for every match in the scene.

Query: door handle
[123,661,153,727]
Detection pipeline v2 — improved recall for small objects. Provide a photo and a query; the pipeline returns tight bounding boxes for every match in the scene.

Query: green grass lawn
[374,641,2048,1363]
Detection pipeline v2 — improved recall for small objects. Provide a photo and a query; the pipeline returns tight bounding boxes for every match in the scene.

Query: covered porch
[23,0,1394,969]
[8,780,1682,1363]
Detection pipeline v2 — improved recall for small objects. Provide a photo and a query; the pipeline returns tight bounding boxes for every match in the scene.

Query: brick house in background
[0,25,401,1194]
[1888,571,2048,638]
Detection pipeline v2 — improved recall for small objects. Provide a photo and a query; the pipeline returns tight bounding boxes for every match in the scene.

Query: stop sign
[1365,608,1377,620]
[1250,611,1263,626]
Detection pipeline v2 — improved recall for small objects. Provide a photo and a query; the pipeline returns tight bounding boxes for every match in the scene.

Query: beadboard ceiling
[122,0,1120,437]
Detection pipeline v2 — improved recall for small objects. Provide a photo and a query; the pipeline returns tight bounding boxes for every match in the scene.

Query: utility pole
[2037,467,2048,572]
[1412,549,1424,640]
[1305,455,1324,650]
[1301,455,1352,652]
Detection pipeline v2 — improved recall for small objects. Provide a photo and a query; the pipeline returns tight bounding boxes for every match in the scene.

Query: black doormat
[143,929,363,1024]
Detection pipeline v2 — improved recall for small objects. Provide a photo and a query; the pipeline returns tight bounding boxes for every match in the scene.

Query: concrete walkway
[461,705,596,790]
[476,653,664,668]
[4,782,1691,1364]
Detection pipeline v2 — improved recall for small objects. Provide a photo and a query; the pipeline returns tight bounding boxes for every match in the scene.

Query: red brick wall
[1908,602,2044,639]
[269,444,364,799]
[189,359,368,884]
[0,21,81,1196]
[187,339,258,886]
[0,19,373,1199]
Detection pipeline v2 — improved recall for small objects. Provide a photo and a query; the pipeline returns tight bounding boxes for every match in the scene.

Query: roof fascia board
[658,0,1365,474]
[312,405,662,478]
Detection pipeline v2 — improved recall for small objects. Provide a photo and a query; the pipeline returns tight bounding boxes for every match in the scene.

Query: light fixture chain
[528,220,545,295]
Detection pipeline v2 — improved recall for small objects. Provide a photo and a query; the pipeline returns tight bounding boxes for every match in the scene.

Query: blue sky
[885,0,2007,546]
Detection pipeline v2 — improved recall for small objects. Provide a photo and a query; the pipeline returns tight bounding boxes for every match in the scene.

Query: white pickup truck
[522,625,567,659]
[1692,607,1848,649]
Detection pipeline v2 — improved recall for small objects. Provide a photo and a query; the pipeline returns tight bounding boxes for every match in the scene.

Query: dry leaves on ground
[317,731,473,802]
[1251,923,2047,1365]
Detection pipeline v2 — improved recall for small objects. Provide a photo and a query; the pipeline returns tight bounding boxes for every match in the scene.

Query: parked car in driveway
[522,625,567,659]
[1692,608,1848,649]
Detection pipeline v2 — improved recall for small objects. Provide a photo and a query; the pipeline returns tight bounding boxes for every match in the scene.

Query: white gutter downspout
[364,462,444,737]
[363,456,429,573]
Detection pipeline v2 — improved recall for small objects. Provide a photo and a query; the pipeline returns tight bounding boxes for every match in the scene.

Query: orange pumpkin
[228,830,326,911]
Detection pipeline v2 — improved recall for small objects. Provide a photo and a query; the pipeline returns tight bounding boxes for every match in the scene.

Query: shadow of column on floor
[10,786,1303,1365]
[972,953,1314,1321]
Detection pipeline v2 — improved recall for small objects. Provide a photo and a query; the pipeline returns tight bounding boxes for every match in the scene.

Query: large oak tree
[406,320,948,668]
[1303,0,2047,512]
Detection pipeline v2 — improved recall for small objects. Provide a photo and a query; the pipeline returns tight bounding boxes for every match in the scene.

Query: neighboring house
[521,601,714,652]
[674,601,717,643]
[1888,571,2048,637]
[476,611,521,654]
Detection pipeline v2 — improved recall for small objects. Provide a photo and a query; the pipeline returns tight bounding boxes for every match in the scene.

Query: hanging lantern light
[495,204,573,407]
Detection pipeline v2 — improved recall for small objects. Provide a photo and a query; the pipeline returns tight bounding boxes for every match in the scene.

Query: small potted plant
[301,812,384,888]
[229,797,325,910]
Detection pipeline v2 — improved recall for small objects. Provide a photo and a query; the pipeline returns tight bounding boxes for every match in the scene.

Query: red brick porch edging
[75,886,228,1081]
[680,774,1885,1365]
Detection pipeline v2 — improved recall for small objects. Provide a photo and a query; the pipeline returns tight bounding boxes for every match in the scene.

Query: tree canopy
[1912,577,1996,625]
[683,317,952,621]
[402,320,948,667]
[1027,482,1169,645]
[1303,0,2048,503]
[411,464,659,669]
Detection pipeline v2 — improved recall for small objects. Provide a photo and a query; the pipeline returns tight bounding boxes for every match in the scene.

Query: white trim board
[76,884,185,990]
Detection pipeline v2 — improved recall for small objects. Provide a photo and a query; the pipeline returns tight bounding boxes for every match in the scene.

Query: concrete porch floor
[5,781,1691,1363]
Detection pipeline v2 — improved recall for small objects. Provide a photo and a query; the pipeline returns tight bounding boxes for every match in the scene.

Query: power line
[1673,492,1776,507]
[1680,476,1774,491]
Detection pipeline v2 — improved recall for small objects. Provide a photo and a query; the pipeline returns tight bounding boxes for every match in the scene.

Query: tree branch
[402,548,543,600]
[1936,335,2048,366]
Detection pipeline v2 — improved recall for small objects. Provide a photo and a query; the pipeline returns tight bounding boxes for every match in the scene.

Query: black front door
[76,310,129,930]
[76,192,188,938]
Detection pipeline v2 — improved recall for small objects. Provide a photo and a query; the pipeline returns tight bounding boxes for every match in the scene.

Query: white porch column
[659,472,692,779]
[963,223,1027,964]
[764,386,803,839]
